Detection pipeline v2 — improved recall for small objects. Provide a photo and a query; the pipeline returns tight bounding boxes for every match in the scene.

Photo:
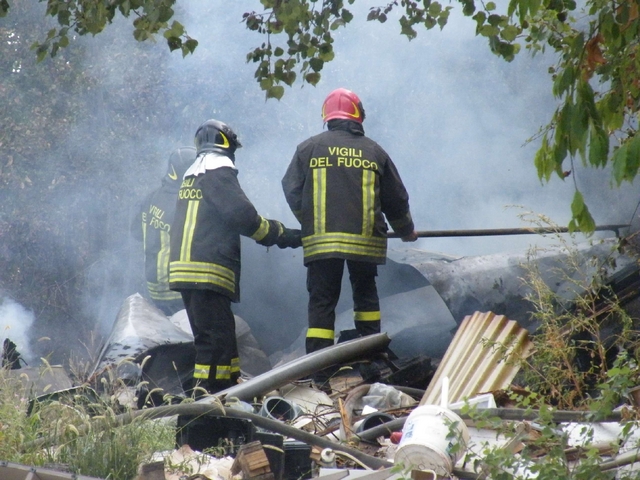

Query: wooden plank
[231,441,274,480]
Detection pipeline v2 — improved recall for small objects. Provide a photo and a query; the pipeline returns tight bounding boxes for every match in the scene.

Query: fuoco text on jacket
[147,204,171,231]
[309,146,379,171]
[179,177,203,200]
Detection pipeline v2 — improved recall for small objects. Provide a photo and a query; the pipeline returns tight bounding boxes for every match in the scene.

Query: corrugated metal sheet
[420,311,533,406]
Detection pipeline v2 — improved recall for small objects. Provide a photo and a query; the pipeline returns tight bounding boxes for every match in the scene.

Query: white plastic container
[394,404,470,475]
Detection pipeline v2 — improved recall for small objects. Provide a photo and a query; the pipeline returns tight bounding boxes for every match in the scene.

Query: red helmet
[321,88,366,123]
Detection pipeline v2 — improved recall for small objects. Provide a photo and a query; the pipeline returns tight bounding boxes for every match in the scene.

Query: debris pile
[8,235,640,480]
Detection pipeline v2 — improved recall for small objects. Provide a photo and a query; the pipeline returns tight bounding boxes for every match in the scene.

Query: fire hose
[387,224,630,238]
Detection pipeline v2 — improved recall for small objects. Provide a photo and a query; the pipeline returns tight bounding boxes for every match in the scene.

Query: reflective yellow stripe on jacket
[305,168,385,261]
[302,232,386,260]
[361,169,375,236]
[180,200,199,262]
[169,261,236,292]
[169,199,236,295]
[313,168,327,235]
[147,282,182,301]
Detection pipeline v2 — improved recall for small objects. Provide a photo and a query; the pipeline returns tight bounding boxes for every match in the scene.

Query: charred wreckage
[4,223,640,480]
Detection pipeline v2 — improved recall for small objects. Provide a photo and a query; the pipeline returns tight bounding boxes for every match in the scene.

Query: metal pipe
[201,333,392,404]
[124,403,393,470]
[356,407,626,442]
[387,224,629,239]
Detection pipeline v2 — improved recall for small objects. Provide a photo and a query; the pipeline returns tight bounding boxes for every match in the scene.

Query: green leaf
[500,25,519,41]
[624,135,640,182]
[569,190,596,233]
[184,39,198,54]
[305,72,321,85]
[319,49,334,62]
[59,9,71,26]
[260,77,274,90]
[166,36,181,51]
[158,6,174,23]
[266,85,285,100]
[282,71,296,86]
[487,14,503,26]
[473,11,486,26]
[462,0,476,16]
[367,9,379,21]
[570,94,589,159]
[0,0,9,17]
[134,28,151,42]
[587,125,609,168]
[119,0,131,16]
[166,21,184,38]
[534,134,554,182]
[486,2,497,10]
[342,9,354,23]
[309,57,324,72]
[557,100,573,154]
[400,16,418,38]
[528,0,541,16]
[330,19,344,30]
[552,135,568,176]
[612,142,629,185]
[496,40,516,61]
[31,42,49,61]
[479,25,500,36]
[428,2,442,16]
[552,66,575,98]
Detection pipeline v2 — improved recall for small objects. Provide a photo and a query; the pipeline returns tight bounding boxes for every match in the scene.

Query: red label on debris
[390,432,403,444]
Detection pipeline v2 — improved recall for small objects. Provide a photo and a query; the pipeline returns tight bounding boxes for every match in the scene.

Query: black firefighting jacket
[282,120,414,265]
[131,179,182,303]
[169,154,283,302]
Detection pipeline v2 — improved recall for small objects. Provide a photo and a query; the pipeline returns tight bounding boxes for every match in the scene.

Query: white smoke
[0,296,37,366]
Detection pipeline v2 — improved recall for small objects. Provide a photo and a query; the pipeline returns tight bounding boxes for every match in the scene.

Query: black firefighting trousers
[180,289,240,395]
[305,258,381,356]
[152,297,186,317]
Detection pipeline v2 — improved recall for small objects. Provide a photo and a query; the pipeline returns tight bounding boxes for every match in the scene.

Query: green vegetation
[460,227,640,478]
[0,361,175,479]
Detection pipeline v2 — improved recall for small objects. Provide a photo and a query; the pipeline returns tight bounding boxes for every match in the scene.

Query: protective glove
[255,219,285,247]
[276,228,302,249]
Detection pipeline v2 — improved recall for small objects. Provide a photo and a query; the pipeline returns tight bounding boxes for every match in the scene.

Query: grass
[0,358,175,480]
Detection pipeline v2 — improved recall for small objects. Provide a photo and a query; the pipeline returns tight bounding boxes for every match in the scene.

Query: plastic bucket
[394,404,470,475]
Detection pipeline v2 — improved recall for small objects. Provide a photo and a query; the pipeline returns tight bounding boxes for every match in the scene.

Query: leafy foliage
[457,226,640,479]
[26,0,198,59]
[3,0,639,229]
[514,214,638,409]
[242,0,356,99]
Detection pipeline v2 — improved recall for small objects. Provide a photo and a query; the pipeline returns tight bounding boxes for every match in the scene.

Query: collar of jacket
[326,119,365,136]
[184,152,237,178]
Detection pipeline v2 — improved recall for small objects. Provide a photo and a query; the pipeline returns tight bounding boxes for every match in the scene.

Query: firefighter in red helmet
[170,119,301,396]
[282,88,418,390]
